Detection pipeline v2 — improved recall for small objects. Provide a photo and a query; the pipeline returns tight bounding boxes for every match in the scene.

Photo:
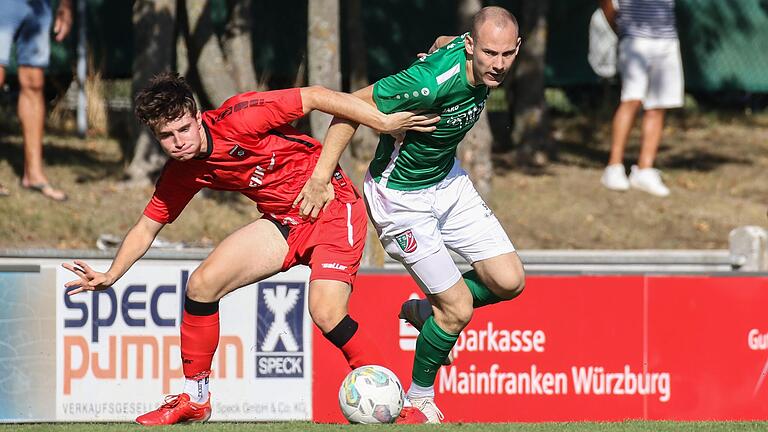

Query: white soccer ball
[338,365,404,424]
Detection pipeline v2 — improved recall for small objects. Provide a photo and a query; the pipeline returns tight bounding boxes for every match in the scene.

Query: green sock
[464,269,504,308]
[412,316,459,387]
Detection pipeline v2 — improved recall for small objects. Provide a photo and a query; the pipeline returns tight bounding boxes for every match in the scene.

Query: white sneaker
[601,164,630,191]
[410,397,444,424]
[629,165,670,197]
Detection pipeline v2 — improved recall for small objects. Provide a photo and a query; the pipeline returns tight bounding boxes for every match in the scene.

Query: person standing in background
[599,0,684,197]
[0,0,72,201]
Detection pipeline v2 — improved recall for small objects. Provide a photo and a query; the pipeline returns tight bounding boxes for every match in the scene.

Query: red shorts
[281,197,367,285]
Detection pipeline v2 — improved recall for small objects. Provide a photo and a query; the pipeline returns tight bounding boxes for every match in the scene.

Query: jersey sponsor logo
[255,282,306,378]
[442,104,460,114]
[446,100,486,129]
[395,229,418,253]
[249,152,276,187]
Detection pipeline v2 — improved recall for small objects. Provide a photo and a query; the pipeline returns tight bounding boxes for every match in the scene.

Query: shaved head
[464,6,521,87]
[471,6,518,38]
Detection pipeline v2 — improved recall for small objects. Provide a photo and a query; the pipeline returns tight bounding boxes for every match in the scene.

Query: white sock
[184,376,209,403]
[407,382,434,400]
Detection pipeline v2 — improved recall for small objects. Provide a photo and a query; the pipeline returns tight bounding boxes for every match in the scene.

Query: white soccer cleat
[629,165,670,197]
[399,299,454,365]
[409,396,445,424]
[601,164,630,191]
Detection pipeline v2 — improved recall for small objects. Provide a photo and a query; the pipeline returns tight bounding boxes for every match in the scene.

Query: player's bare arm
[62,215,165,295]
[294,86,378,219]
[299,86,438,135]
[599,0,618,33]
[299,31,452,209]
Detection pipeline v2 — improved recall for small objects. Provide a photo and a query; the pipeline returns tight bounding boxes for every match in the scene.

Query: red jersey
[143,88,358,226]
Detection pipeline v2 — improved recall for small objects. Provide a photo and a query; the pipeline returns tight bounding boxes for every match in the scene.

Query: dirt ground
[0,110,766,251]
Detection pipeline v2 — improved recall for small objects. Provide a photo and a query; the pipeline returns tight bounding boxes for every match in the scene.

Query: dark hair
[471,6,519,37]
[134,72,197,132]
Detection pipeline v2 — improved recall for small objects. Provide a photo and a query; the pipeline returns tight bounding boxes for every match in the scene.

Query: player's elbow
[300,85,331,113]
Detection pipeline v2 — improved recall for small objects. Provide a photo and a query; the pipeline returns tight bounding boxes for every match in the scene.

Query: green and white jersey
[371,33,489,190]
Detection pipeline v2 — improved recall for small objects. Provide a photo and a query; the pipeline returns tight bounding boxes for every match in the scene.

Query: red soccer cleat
[135,393,211,425]
[395,406,429,424]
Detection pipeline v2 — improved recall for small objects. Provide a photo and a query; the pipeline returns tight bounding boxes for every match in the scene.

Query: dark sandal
[22,183,68,202]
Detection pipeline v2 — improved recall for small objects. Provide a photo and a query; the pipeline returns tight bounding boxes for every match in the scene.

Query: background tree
[508,0,552,167]
[457,0,493,198]
[180,0,262,108]
[125,0,176,185]
[343,0,378,186]
[126,0,261,185]
[307,0,341,142]
[344,0,387,266]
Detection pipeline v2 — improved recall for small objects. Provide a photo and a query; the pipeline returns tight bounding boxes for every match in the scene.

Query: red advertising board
[312,274,768,423]
[646,276,768,420]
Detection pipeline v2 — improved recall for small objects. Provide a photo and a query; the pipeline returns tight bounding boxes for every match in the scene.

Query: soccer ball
[338,365,404,424]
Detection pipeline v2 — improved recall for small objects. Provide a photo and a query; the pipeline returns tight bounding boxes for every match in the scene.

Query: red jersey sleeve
[212,88,304,136]
[142,162,202,224]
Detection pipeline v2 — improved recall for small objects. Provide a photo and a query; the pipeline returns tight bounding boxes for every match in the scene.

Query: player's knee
[485,259,526,300]
[450,302,474,331]
[186,266,221,303]
[309,304,347,334]
[435,298,474,333]
[496,271,525,300]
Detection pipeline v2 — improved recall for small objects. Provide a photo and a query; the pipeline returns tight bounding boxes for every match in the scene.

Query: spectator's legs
[638,108,665,169]
[17,65,65,200]
[608,99,641,165]
[17,66,47,185]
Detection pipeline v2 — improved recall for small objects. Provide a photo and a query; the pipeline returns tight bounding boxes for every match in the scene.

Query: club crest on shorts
[395,229,418,253]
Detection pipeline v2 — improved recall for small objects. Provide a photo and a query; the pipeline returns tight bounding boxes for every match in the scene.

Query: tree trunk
[457,0,493,198]
[182,0,238,107]
[344,0,377,186]
[345,0,385,267]
[222,0,261,92]
[307,0,341,143]
[125,0,176,185]
[509,0,551,167]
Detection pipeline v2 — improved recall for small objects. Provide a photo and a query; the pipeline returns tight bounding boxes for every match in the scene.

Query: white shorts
[364,159,515,294]
[619,37,684,110]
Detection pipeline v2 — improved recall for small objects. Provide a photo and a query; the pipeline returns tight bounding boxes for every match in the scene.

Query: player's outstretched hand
[294,177,336,221]
[380,111,440,136]
[62,260,114,295]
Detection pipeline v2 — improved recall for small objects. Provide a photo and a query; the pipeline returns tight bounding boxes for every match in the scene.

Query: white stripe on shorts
[346,203,353,247]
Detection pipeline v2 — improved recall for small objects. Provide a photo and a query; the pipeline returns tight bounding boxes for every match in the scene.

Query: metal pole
[76,0,87,136]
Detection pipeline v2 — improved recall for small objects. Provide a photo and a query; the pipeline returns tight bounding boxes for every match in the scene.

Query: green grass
[4,422,768,432]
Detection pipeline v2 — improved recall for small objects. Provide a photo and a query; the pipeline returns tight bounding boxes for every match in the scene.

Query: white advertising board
[55,261,311,421]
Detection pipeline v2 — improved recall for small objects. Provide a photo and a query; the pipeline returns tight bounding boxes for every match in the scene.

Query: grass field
[5,422,768,432]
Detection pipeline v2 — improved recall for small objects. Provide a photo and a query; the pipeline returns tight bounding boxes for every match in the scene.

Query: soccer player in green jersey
[296,6,524,423]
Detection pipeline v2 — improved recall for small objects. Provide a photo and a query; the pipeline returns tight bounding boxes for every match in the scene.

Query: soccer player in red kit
[61,72,437,425]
